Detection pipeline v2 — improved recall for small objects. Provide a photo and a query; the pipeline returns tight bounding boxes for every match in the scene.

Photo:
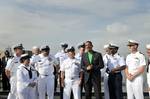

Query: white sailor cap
[127,40,139,46]
[146,44,150,49]
[103,44,109,49]
[20,54,30,60]
[108,43,119,49]
[13,44,24,50]
[40,45,50,51]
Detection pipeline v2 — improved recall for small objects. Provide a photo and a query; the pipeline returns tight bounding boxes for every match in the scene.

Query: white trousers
[38,75,54,99]
[63,79,81,99]
[7,77,18,99]
[126,76,144,99]
[147,73,150,97]
[104,73,110,99]
[18,87,36,99]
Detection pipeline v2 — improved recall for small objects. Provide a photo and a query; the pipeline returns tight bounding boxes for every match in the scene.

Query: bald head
[32,46,40,55]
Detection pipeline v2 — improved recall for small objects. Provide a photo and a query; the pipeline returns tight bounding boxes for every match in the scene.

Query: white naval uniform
[107,53,125,99]
[107,53,125,72]
[75,53,82,61]
[30,54,40,99]
[61,58,81,99]
[126,51,146,99]
[5,55,21,99]
[36,54,58,99]
[147,59,150,97]
[30,54,40,69]
[55,50,68,67]
[103,54,110,99]
[17,64,38,99]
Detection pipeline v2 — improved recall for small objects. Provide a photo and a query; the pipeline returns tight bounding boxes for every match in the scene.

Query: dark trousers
[84,77,101,99]
[81,79,84,99]
[2,69,10,91]
[108,73,123,99]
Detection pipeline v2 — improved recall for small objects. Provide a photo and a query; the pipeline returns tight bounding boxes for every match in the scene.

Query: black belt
[109,72,121,75]
[40,74,49,76]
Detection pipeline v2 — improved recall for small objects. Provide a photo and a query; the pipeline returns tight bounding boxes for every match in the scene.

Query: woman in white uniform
[17,54,37,99]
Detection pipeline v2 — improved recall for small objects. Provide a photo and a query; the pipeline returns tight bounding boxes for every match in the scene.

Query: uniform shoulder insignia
[139,52,144,55]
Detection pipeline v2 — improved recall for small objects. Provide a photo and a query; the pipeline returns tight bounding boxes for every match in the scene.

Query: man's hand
[127,73,135,81]
[110,68,118,74]
[87,65,93,71]
[5,70,11,78]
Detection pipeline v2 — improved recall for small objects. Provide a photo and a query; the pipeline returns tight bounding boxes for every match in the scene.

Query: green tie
[88,52,93,64]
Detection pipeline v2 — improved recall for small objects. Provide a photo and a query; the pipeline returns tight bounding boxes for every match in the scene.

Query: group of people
[103,40,148,99]
[0,40,150,99]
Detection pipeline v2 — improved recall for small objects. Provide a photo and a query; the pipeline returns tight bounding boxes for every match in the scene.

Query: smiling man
[81,41,104,99]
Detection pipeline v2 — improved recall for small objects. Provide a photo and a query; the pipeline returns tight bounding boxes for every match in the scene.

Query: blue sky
[0,0,150,54]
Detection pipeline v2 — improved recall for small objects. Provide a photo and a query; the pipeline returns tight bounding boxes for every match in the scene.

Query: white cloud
[0,0,150,54]
[106,22,130,34]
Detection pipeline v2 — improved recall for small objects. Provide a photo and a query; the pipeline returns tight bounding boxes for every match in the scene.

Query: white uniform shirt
[30,54,40,66]
[103,54,110,68]
[17,64,36,92]
[107,53,125,71]
[75,53,82,61]
[102,54,110,73]
[36,54,58,76]
[60,58,81,80]
[55,50,68,68]
[5,55,21,77]
[126,51,146,75]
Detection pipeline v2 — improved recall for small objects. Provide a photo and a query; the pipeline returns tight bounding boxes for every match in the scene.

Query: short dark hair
[20,56,30,63]
[85,41,93,46]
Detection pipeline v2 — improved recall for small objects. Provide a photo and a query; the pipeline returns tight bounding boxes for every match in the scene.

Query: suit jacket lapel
[91,51,95,64]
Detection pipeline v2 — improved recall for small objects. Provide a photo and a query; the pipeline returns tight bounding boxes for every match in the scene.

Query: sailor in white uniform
[17,54,37,99]
[75,43,85,99]
[75,43,85,61]
[146,44,150,97]
[125,40,146,99]
[36,45,58,99]
[30,46,40,68]
[30,46,40,99]
[103,44,111,99]
[107,44,126,99]
[61,47,83,99]
[55,43,68,99]
[5,44,23,99]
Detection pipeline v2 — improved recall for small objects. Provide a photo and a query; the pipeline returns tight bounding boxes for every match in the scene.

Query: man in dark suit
[81,41,104,99]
